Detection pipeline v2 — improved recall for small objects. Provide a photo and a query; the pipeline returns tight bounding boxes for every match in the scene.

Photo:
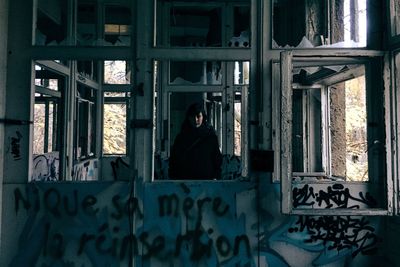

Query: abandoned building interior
[2,0,400,266]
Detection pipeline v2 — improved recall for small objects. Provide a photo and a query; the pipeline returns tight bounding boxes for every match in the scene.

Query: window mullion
[321,86,330,176]
[280,51,293,214]
[225,62,235,155]
[44,101,50,153]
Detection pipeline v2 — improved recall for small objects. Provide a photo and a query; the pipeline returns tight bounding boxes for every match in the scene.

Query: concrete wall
[0,0,8,258]
[0,170,389,267]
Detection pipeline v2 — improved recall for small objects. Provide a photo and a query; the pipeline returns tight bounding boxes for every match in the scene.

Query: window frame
[392,49,400,215]
[33,60,70,180]
[291,84,329,176]
[153,59,249,180]
[388,0,400,46]
[74,75,99,161]
[102,89,130,156]
[272,0,369,49]
[279,50,394,216]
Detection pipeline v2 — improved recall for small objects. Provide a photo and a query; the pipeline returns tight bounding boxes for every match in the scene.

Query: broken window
[35,0,133,46]
[156,1,250,48]
[169,61,222,85]
[272,0,367,48]
[78,60,99,82]
[77,1,133,46]
[35,0,68,45]
[277,51,392,215]
[104,5,132,46]
[77,1,97,46]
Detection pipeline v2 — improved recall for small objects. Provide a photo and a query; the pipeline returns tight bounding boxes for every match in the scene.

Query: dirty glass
[104,61,131,84]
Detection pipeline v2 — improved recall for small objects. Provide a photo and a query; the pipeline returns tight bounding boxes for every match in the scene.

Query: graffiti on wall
[293,184,378,209]
[141,184,257,266]
[289,216,379,258]
[32,152,60,181]
[111,157,130,181]
[9,130,23,160]
[72,159,98,181]
[4,181,383,267]
[257,184,381,267]
[8,182,256,267]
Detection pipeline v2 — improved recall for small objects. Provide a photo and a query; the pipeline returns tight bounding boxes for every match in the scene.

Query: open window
[277,51,393,215]
[155,0,250,48]
[32,61,68,181]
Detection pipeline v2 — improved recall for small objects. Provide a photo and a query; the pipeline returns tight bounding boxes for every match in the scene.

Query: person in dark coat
[169,102,222,180]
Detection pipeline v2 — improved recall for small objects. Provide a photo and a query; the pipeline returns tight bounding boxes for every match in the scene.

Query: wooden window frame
[279,50,394,216]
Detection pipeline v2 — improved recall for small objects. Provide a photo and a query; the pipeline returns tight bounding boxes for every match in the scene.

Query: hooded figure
[169,102,222,180]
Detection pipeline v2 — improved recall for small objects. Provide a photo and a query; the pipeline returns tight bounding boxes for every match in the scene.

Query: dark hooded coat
[169,120,222,180]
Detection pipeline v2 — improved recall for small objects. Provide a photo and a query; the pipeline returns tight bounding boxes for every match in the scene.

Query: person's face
[190,112,203,128]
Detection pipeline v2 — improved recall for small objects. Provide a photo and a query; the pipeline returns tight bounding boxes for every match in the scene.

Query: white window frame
[393,50,400,215]
[153,60,249,180]
[150,1,253,181]
[279,50,394,216]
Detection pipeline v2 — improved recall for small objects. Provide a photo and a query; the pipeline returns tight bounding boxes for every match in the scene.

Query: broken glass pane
[169,61,222,85]
[273,0,367,48]
[35,0,68,45]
